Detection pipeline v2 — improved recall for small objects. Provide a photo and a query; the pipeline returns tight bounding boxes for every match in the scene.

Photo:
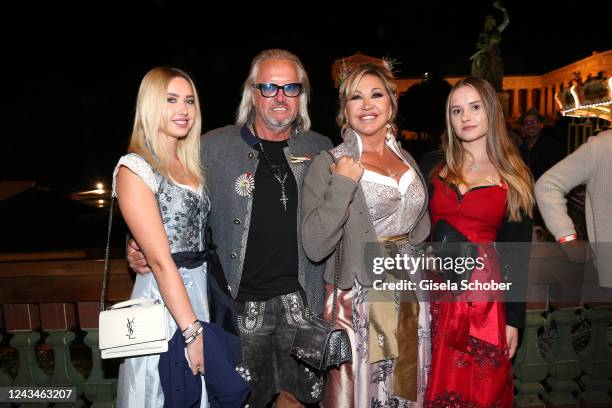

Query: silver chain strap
[302,151,342,328]
[99,197,115,312]
[330,242,341,329]
[328,150,341,330]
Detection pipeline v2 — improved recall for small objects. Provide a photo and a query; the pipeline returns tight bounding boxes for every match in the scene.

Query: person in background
[518,108,564,182]
[535,129,612,288]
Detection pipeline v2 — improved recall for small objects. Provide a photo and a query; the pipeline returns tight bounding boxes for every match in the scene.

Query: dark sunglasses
[253,83,302,98]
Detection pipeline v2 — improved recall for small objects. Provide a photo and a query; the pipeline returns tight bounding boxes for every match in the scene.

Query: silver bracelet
[184,325,203,345]
[182,320,202,341]
[182,320,200,337]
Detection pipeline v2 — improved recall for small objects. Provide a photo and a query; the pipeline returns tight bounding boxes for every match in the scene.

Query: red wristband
[558,234,577,243]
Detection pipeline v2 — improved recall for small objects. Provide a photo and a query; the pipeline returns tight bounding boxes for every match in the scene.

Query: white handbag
[98,198,169,359]
[99,298,169,359]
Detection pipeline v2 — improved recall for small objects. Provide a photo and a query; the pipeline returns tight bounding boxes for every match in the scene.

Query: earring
[385,123,394,139]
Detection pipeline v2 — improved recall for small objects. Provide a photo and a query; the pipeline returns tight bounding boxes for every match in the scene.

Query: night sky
[3,1,610,194]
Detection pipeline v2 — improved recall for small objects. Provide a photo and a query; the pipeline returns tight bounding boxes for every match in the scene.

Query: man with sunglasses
[129,49,331,407]
[518,108,565,181]
[517,108,566,235]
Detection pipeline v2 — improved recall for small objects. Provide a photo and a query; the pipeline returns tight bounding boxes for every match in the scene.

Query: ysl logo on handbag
[126,317,136,339]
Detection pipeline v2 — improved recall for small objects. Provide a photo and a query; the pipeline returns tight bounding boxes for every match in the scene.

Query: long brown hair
[443,76,534,221]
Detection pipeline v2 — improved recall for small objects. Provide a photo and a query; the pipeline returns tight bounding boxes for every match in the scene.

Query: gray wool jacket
[301,129,431,289]
[200,125,333,314]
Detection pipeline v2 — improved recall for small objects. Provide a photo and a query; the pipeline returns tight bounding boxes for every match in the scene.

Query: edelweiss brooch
[234,172,255,197]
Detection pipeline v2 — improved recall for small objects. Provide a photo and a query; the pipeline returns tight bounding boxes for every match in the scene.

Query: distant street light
[95,182,105,195]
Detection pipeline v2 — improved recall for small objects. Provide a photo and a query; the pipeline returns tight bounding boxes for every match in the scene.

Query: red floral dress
[424,176,513,408]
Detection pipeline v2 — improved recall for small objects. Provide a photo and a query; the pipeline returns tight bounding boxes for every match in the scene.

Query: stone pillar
[550,86,556,113]
[539,88,546,115]
[78,302,117,408]
[4,304,49,408]
[0,333,12,408]
[527,88,533,110]
[40,303,85,408]
[579,307,612,406]
[513,88,522,119]
[4,305,48,385]
[544,309,581,406]
[513,311,548,406]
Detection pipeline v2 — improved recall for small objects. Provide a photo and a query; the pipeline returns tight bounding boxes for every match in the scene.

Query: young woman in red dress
[423,76,534,407]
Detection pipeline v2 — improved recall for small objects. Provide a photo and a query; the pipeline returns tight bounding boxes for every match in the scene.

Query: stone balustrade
[0,248,610,407]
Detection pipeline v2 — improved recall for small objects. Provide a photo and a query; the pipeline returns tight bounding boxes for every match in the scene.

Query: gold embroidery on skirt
[368,233,420,400]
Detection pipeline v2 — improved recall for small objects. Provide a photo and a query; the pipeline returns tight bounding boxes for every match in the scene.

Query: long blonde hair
[236,49,311,132]
[128,67,203,185]
[443,76,534,221]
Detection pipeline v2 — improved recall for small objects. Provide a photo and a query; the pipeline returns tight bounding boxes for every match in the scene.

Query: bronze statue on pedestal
[470,1,509,92]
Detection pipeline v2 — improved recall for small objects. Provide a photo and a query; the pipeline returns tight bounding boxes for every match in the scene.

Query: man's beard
[260,111,298,129]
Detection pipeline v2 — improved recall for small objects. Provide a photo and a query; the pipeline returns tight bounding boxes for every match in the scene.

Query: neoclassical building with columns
[332,50,611,121]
